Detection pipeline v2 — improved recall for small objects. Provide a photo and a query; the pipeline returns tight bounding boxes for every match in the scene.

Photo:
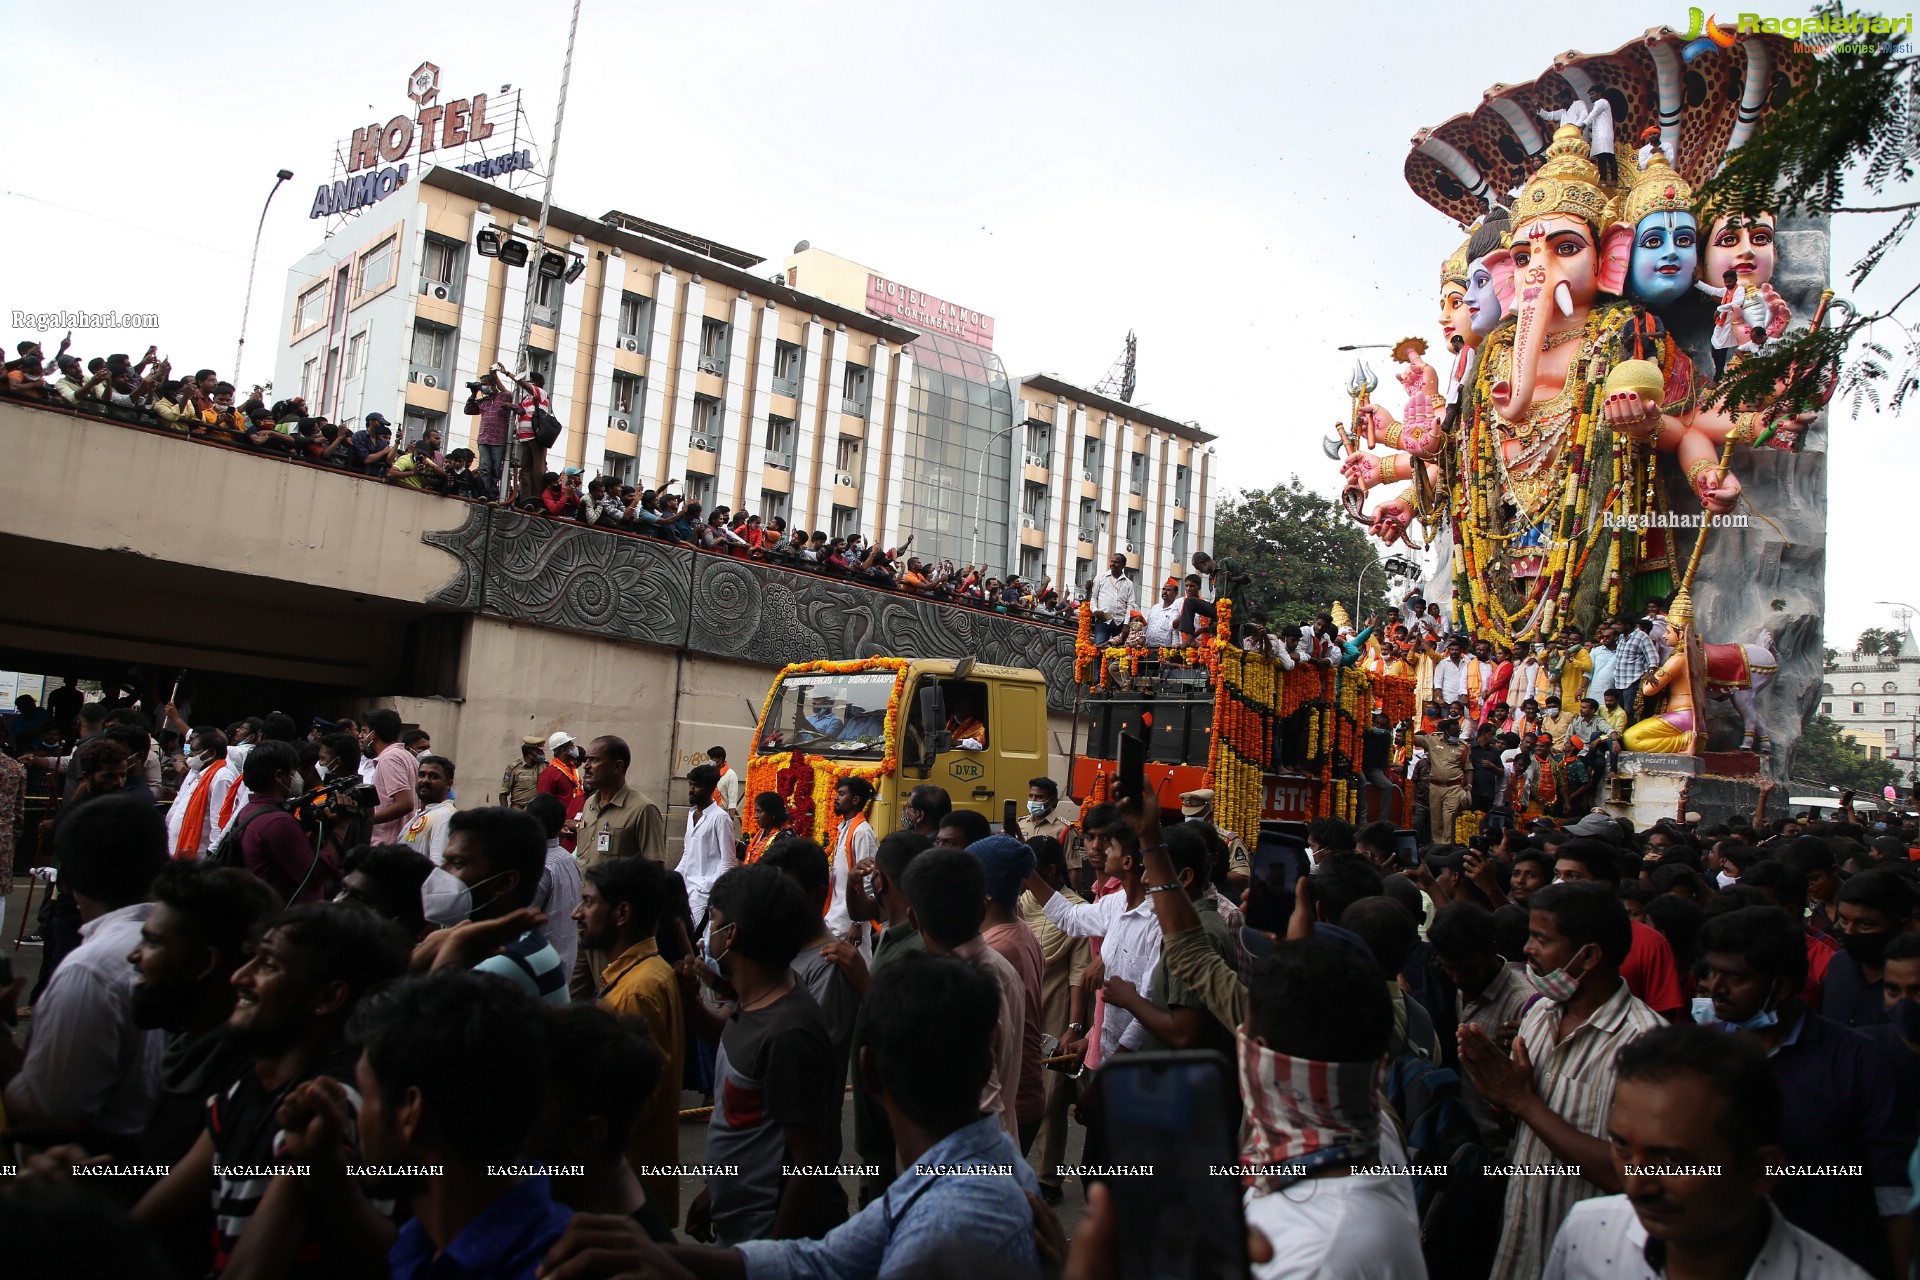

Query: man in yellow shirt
[574,853,685,1227]
[1554,628,1593,709]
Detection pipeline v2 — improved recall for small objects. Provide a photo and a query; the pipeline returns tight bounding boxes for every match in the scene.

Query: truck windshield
[757,670,900,760]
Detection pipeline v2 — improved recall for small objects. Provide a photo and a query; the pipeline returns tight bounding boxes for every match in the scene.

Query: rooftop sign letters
[310,63,505,220]
[865,274,995,348]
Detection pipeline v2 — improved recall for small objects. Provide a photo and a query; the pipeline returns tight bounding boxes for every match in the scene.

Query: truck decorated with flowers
[743,655,1051,849]
[1068,600,1418,840]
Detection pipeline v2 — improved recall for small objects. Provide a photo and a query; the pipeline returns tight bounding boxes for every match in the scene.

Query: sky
[3,0,1912,649]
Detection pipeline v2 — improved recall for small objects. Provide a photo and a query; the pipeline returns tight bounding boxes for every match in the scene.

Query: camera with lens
[294,775,377,820]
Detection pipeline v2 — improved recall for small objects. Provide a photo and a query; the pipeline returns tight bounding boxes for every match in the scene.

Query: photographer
[442,447,483,498]
[306,732,374,866]
[387,428,447,493]
[230,739,340,905]
[464,370,513,499]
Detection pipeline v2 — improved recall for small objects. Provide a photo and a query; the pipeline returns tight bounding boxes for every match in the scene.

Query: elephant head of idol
[1490,125,1611,425]
[1597,150,1700,312]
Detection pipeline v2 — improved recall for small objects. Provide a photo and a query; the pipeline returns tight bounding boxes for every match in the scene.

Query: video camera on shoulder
[293,774,377,819]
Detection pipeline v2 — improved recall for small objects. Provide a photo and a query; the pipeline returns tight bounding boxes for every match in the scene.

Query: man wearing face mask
[231,740,338,906]
[165,726,231,858]
[1821,869,1917,1031]
[1696,906,1915,1278]
[1459,880,1665,1280]
[430,806,570,1005]
[902,783,951,840]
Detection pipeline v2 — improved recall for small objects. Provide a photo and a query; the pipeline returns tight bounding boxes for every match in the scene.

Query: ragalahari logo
[1685,6,1916,58]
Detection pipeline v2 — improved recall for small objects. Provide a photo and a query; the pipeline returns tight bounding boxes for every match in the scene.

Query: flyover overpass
[0,398,1078,817]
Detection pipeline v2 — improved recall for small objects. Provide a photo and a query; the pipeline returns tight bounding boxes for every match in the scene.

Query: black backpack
[531,406,562,449]
[206,804,271,870]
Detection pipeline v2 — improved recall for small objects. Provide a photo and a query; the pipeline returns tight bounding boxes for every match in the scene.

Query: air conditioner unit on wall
[835,471,855,487]
[698,356,724,376]
[408,369,441,389]
[1020,515,1036,529]
[622,336,641,353]
[609,414,630,432]
[690,434,715,452]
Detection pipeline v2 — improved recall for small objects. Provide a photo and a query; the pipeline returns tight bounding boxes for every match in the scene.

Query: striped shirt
[476,929,570,1005]
[1611,630,1658,691]
[1490,979,1665,1280]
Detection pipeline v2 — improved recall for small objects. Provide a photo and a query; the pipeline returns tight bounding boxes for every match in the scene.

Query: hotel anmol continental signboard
[865,274,995,349]
[310,61,532,219]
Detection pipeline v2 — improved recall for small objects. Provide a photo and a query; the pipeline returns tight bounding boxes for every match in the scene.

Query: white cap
[546,731,575,753]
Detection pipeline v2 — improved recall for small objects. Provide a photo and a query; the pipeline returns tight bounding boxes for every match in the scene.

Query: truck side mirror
[918,683,952,758]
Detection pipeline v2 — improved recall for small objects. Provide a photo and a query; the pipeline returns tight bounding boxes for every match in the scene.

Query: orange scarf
[828,812,869,918]
[549,758,580,795]
[174,765,219,858]
[744,825,785,865]
[216,763,245,829]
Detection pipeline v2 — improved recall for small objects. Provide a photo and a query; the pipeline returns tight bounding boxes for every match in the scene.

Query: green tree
[1210,479,1389,630]
[1793,713,1902,792]
[1858,627,1905,657]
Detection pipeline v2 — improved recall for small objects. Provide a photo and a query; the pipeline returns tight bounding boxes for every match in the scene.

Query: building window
[685,473,715,508]
[1822,701,1832,714]
[1125,508,1144,549]
[1078,498,1098,544]
[1171,519,1188,564]
[699,318,730,374]
[1022,482,1047,524]
[345,331,368,381]
[1888,702,1900,716]
[617,293,652,350]
[760,490,789,524]
[300,357,318,401]
[357,235,397,298]
[1074,558,1092,595]
[1887,682,1901,694]
[842,363,870,417]
[835,436,860,473]
[610,373,641,418]
[527,349,554,382]
[1024,422,1049,460]
[601,453,635,487]
[401,407,443,447]
[1889,728,1901,745]
[1854,702,1865,714]
[763,416,794,468]
[409,321,453,385]
[1129,452,1147,496]
[421,235,465,302]
[1871,746,1883,760]
[1174,464,1191,509]
[1019,547,1044,582]
[532,274,565,328]
[691,394,723,447]
[772,341,802,395]
[1852,682,1867,694]
[830,505,860,539]
[1082,438,1101,482]
[295,281,330,334]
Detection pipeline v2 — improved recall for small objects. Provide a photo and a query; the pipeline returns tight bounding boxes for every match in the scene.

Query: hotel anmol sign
[865,274,995,349]
[310,62,509,219]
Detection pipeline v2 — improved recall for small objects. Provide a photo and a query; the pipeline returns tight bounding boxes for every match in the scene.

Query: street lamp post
[513,0,585,381]
[235,168,294,386]
[969,421,1024,571]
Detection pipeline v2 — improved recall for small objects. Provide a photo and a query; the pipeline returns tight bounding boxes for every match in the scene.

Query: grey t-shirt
[791,941,859,1162]
[706,985,837,1245]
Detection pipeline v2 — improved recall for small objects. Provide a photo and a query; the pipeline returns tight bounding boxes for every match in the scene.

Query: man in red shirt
[539,730,586,852]
[232,740,338,904]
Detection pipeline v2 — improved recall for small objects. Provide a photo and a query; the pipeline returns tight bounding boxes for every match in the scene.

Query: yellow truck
[745,655,1049,841]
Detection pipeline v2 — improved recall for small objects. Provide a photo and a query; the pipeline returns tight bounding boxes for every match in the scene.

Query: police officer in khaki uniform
[1180,788,1250,888]
[498,736,545,808]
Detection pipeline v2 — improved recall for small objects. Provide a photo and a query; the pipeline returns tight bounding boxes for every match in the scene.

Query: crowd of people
[4,677,1920,1280]
[2,336,1083,626]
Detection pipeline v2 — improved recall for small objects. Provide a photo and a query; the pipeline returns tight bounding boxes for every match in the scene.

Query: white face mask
[287,771,305,795]
[1027,800,1049,818]
[421,867,511,927]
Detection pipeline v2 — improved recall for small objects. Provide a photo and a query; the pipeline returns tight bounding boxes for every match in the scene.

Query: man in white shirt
[1544,1024,1871,1280]
[0,793,167,1150]
[400,755,459,866]
[708,745,745,837]
[1021,804,1160,1062]
[1434,636,1472,706]
[680,762,740,925]
[1142,577,1183,649]
[165,726,232,858]
[1088,552,1137,647]
[827,776,879,943]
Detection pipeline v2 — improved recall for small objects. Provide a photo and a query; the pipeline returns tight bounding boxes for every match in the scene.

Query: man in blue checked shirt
[538,952,1042,1280]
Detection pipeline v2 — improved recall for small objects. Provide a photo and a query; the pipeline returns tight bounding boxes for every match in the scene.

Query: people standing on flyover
[500,735,545,808]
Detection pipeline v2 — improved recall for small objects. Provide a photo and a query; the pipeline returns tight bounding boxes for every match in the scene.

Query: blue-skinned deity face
[1627,212,1699,309]
[1464,258,1504,336]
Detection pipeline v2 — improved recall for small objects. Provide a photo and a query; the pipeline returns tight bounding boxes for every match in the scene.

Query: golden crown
[1618,149,1696,230]
[1441,235,1471,290]
[1512,124,1611,234]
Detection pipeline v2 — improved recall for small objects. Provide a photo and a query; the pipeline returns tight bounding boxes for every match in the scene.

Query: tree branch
[1836,202,1920,213]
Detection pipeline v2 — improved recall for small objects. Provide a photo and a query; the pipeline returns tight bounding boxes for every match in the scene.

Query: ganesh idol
[1342,125,1755,643]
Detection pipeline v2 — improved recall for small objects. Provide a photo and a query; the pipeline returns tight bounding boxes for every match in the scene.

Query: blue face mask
[1692,993,1778,1032]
